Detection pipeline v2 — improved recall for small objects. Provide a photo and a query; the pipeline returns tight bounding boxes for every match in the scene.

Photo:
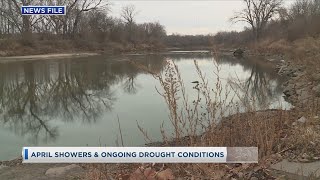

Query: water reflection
[217,54,285,109]
[0,53,287,155]
[0,56,166,144]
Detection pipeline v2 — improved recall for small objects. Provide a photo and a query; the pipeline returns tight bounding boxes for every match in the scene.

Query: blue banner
[21,6,66,15]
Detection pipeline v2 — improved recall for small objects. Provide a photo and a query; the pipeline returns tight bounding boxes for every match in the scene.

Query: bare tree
[70,0,109,36]
[120,4,139,47]
[121,4,138,25]
[231,0,283,40]
[290,0,320,19]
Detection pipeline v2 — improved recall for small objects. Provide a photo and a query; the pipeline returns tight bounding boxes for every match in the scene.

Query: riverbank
[84,50,320,179]
[85,110,319,179]
[278,61,320,108]
[0,38,167,58]
[0,53,100,63]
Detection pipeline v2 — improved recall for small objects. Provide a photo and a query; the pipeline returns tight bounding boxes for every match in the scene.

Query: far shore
[0,48,215,63]
[0,52,101,63]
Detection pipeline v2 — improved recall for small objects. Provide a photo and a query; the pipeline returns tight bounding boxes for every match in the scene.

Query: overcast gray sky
[110,1,294,35]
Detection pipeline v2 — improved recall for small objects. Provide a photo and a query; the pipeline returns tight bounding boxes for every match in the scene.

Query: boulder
[0,51,8,56]
[233,48,244,57]
[283,84,295,97]
[0,164,8,170]
[312,84,320,95]
[297,116,307,124]
[312,73,320,81]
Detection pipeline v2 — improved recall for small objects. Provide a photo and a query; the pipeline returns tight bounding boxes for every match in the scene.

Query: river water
[0,51,291,160]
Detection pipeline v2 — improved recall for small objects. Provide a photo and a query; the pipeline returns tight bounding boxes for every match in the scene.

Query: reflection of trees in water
[220,55,284,109]
[0,53,285,144]
[0,56,166,144]
[123,74,139,94]
[243,64,273,108]
[115,61,140,95]
[0,63,59,144]
[120,54,167,94]
[46,62,115,122]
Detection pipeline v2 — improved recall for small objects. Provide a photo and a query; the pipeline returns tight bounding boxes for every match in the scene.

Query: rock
[312,73,320,81]
[295,82,307,89]
[45,164,83,177]
[270,159,320,177]
[130,167,157,180]
[291,72,298,77]
[278,65,288,75]
[0,164,8,170]
[301,153,310,159]
[313,157,320,160]
[0,51,7,56]
[233,48,244,57]
[298,157,311,163]
[282,80,289,86]
[156,168,174,180]
[297,116,307,124]
[310,141,316,146]
[297,88,311,104]
[250,177,258,180]
[312,84,320,95]
[237,172,244,178]
[283,84,294,97]
[129,168,146,180]
[314,116,319,119]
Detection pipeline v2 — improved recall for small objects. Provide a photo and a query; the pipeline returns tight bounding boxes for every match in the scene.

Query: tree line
[164,34,214,49]
[2,0,314,54]
[213,0,320,47]
[0,0,167,54]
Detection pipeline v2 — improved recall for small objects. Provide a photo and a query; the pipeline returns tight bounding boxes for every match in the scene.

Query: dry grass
[245,36,320,79]
[85,57,320,179]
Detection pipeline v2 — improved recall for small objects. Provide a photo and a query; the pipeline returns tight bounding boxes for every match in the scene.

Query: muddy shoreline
[0,52,100,63]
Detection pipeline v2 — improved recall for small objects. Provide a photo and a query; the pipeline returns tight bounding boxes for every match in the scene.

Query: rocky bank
[276,60,320,108]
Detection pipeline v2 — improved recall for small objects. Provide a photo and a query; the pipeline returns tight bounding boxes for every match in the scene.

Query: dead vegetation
[85,57,320,179]
[213,0,320,72]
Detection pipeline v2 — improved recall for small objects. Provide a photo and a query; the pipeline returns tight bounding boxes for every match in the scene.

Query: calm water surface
[0,52,290,160]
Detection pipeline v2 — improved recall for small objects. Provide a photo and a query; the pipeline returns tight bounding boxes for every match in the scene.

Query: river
[0,51,291,160]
